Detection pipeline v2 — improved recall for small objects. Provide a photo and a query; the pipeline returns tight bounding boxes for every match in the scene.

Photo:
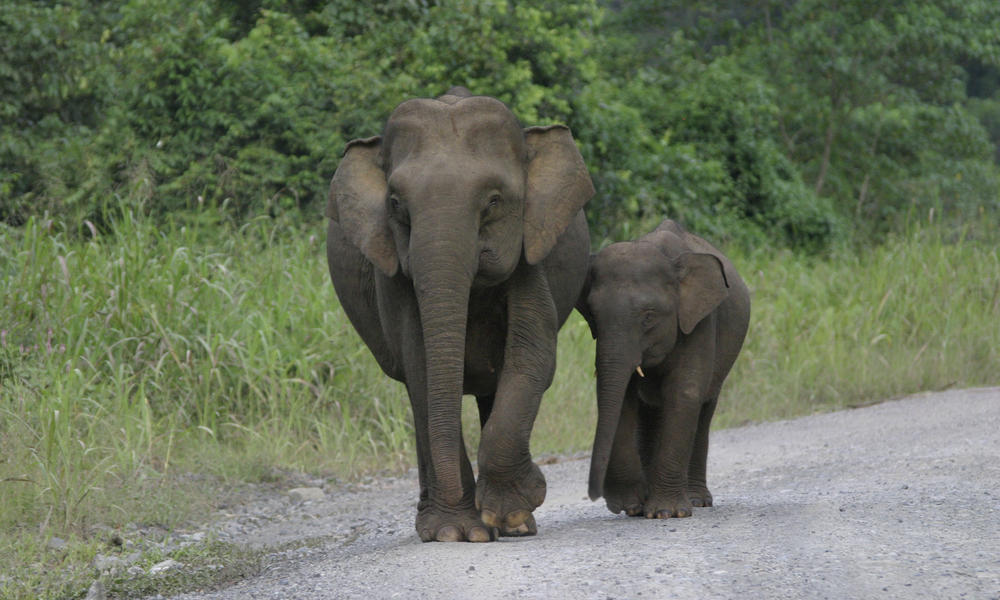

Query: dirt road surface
[174,387,1000,600]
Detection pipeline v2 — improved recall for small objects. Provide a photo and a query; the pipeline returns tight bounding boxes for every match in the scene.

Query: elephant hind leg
[476,394,494,429]
[686,396,718,508]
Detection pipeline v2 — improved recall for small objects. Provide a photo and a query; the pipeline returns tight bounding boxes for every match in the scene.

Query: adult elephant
[325,87,593,542]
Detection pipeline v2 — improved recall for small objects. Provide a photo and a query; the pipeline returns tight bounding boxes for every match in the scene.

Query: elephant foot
[644,491,693,519]
[476,461,546,536]
[603,478,646,517]
[415,501,496,543]
[687,485,713,508]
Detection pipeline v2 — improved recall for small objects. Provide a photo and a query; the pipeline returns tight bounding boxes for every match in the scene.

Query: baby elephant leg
[643,390,702,519]
[686,397,718,507]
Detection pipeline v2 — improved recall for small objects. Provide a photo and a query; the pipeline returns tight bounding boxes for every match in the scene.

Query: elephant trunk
[588,334,641,501]
[410,216,477,508]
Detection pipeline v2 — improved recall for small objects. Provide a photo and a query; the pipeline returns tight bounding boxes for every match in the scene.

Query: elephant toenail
[467,527,493,543]
[505,510,530,528]
[436,525,462,542]
[480,509,500,528]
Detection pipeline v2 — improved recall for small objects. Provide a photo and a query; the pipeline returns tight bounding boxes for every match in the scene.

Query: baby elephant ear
[523,125,595,265]
[676,253,729,335]
[327,136,399,277]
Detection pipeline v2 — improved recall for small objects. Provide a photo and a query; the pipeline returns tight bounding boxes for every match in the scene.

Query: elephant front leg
[642,393,701,519]
[475,265,557,536]
[643,326,716,519]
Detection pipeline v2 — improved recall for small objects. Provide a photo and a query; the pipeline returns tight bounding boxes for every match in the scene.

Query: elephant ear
[675,252,729,335]
[326,136,398,277]
[523,125,595,265]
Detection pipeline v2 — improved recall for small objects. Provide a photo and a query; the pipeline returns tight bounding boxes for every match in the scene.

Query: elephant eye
[641,310,657,331]
[481,192,503,224]
[486,192,502,211]
[388,194,409,225]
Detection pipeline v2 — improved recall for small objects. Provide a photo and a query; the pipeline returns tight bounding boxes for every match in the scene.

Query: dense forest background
[4,0,999,250]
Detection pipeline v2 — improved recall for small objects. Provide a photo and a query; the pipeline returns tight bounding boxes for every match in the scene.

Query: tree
[755,0,1000,225]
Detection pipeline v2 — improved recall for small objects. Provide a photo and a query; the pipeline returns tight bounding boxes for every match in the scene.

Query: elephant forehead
[593,243,673,281]
[384,97,525,166]
[388,157,516,196]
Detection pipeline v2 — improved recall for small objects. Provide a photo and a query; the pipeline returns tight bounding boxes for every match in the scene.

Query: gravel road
[174,387,1000,600]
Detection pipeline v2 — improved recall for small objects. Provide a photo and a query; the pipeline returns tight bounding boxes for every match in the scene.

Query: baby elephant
[576,219,750,519]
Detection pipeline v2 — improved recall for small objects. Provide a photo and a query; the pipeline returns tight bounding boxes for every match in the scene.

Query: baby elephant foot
[416,502,496,543]
[687,485,713,508]
[603,479,646,517]
[476,461,547,536]
[644,491,693,519]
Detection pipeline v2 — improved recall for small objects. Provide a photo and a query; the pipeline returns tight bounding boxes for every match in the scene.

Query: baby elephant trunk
[588,339,641,500]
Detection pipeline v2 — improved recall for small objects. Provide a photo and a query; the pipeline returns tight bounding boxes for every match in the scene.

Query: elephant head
[326,87,593,506]
[576,221,730,500]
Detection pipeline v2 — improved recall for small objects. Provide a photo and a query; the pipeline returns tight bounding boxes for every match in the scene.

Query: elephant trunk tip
[587,454,608,501]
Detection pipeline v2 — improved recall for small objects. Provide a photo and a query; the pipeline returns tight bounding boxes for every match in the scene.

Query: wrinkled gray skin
[576,219,750,519]
[325,87,593,542]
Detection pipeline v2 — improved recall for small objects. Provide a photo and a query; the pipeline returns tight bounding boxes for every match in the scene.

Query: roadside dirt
[172,387,1000,600]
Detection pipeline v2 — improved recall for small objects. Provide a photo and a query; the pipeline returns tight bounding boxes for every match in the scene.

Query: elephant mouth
[475,247,516,287]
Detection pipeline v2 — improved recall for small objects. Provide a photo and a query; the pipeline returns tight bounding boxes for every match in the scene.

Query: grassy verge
[718,224,1000,426]
[2,212,998,598]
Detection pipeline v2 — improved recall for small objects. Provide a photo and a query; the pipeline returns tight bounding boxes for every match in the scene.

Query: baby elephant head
[578,221,730,373]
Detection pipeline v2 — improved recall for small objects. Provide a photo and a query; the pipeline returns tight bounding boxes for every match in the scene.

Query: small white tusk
[636,365,645,378]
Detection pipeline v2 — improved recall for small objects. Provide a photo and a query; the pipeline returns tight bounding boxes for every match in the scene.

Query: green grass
[2,211,999,598]
[717,225,1000,426]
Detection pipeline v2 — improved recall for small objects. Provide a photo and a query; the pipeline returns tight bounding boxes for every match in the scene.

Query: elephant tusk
[636,365,645,378]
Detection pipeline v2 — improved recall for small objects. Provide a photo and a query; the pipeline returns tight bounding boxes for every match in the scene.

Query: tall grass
[1,210,998,598]
[717,225,1000,427]
[1,212,412,532]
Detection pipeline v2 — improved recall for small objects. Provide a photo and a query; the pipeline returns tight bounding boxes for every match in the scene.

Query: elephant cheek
[641,321,678,365]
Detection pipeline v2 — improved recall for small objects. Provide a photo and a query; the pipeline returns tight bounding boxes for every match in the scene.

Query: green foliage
[0,1,114,223]
[742,0,1000,233]
[573,41,843,250]
[1,0,602,228]
[3,0,999,249]
[587,0,1000,246]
